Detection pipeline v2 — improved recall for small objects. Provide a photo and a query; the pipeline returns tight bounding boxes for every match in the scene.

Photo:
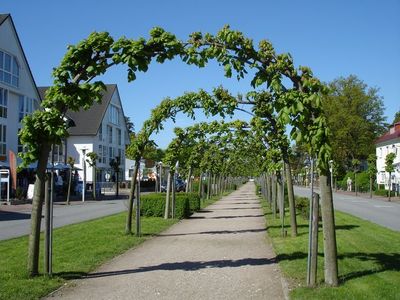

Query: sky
[2,0,400,148]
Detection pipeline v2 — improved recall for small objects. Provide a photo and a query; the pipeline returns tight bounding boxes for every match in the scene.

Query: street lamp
[81,147,88,202]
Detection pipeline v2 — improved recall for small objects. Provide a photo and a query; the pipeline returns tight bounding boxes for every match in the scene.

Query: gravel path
[47,183,287,300]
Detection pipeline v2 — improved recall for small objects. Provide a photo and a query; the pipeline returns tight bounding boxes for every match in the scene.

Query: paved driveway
[294,186,400,231]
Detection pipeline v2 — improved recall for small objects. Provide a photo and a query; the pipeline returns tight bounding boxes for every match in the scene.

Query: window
[98,124,103,141]
[49,143,64,163]
[0,125,6,156]
[103,145,107,165]
[0,88,7,118]
[19,96,35,122]
[107,125,113,144]
[109,146,114,163]
[109,105,119,125]
[98,145,102,163]
[0,50,19,87]
[117,129,122,145]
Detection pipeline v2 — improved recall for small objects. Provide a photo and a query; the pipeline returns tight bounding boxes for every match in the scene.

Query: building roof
[38,84,117,136]
[0,13,41,101]
[375,122,400,145]
[0,14,9,26]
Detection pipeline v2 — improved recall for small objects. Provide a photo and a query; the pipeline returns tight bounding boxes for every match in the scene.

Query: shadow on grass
[266,224,359,232]
[274,251,399,283]
[56,257,275,280]
[338,252,400,283]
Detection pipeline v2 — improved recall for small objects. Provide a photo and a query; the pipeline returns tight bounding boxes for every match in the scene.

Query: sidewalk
[47,183,287,300]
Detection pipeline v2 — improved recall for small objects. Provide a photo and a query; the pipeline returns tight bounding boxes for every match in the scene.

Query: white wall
[0,17,40,164]
[376,140,400,189]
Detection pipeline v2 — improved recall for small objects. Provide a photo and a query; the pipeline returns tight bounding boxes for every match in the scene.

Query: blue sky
[3,0,400,148]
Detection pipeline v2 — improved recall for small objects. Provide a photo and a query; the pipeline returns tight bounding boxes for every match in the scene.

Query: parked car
[160,179,186,192]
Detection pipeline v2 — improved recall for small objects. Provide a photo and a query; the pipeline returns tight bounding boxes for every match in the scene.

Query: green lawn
[261,200,400,300]
[0,214,177,300]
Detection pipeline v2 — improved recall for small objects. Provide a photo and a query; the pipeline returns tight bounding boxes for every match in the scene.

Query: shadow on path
[157,228,266,237]
[57,257,276,280]
[190,214,265,220]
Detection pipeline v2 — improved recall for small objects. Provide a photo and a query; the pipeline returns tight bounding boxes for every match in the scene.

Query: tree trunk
[207,172,211,200]
[198,172,203,198]
[369,176,373,198]
[185,167,192,193]
[44,175,50,274]
[28,142,51,276]
[92,166,97,200]
[271,173,277,218]
[171,171,176,218]
[308,192,320,287]
[125,159,139,234]
[285,162,298,237]
[164,170,172,219]
[66,168,72,205]
[388,173,392,202]
[320,173,339,286]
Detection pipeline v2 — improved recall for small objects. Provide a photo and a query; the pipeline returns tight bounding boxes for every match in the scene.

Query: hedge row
[140,193,201,219]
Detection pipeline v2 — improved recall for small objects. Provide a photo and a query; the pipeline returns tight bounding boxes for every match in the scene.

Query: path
[294,186,400,231]
[47,183,287,300]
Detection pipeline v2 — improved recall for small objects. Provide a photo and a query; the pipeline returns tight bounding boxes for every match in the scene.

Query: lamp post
[81,147,88,202]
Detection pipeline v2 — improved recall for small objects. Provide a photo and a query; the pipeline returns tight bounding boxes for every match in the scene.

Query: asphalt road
[0,198,129,240]
[294,186,400,231]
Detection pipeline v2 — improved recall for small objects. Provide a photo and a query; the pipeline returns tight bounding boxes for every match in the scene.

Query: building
[38,84,130,183]
[375,122,400,191]
[0,14,40,165]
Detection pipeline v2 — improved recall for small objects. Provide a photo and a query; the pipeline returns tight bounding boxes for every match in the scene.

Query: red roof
[375,122,400,144]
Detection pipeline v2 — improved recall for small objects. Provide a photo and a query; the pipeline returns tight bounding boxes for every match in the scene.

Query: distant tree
[366,154,377,198]
[323,75,387,174]
[385,153,395,201]
[352,159,361,195]
[86,152,99,200]
[392,110,400,125]
[125,116,135,134]
[109,156,121,197]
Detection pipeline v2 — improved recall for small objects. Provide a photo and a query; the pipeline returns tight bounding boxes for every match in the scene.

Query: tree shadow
[157,228,266,237]
[190,214,265,220]
[0,211,31,221]
[338,252,400,283]
[57,257,276,280]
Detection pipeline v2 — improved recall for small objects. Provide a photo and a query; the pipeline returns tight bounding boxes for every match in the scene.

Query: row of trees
[19,25,340,286]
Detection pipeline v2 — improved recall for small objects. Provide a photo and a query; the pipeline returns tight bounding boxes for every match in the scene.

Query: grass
[0,213,177,300]
[260,199,400,300]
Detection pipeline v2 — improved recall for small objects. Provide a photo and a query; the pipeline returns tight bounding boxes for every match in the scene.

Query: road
[294,186,400,231]
[0,198,129,241]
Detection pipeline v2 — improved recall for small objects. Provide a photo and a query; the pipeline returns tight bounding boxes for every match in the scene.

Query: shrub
[338,171,371,192]
[374,189,396,197]
[295,196,309,219]
[140,193,191,219]
[182,192,201,213]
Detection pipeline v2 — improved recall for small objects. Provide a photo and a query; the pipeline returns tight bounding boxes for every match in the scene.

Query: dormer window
[0,50,19,88]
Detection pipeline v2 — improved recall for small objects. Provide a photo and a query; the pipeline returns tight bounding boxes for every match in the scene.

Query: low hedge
[140,192,201,219]
[374,189,396,197]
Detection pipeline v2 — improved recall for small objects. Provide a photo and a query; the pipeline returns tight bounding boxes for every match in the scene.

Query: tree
[385,153,395,201]
[66,156,75,205]
[392,110,400,125]
[109,156,121,198]
[86,152,99,200]
[352,159,360,195]
[323,75,387,174]
[125,116,135,134]
[367,154,377,198]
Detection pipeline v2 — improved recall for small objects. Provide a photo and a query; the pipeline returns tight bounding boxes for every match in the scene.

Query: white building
[375,122,400,191]
[0,14,40,165]
[38,84,130,183]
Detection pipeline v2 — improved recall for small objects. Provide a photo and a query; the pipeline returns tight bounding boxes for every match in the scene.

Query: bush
[374,189,396,197]
[140,193,193,219]
[338,171,371,192]
[295,196,309,219]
